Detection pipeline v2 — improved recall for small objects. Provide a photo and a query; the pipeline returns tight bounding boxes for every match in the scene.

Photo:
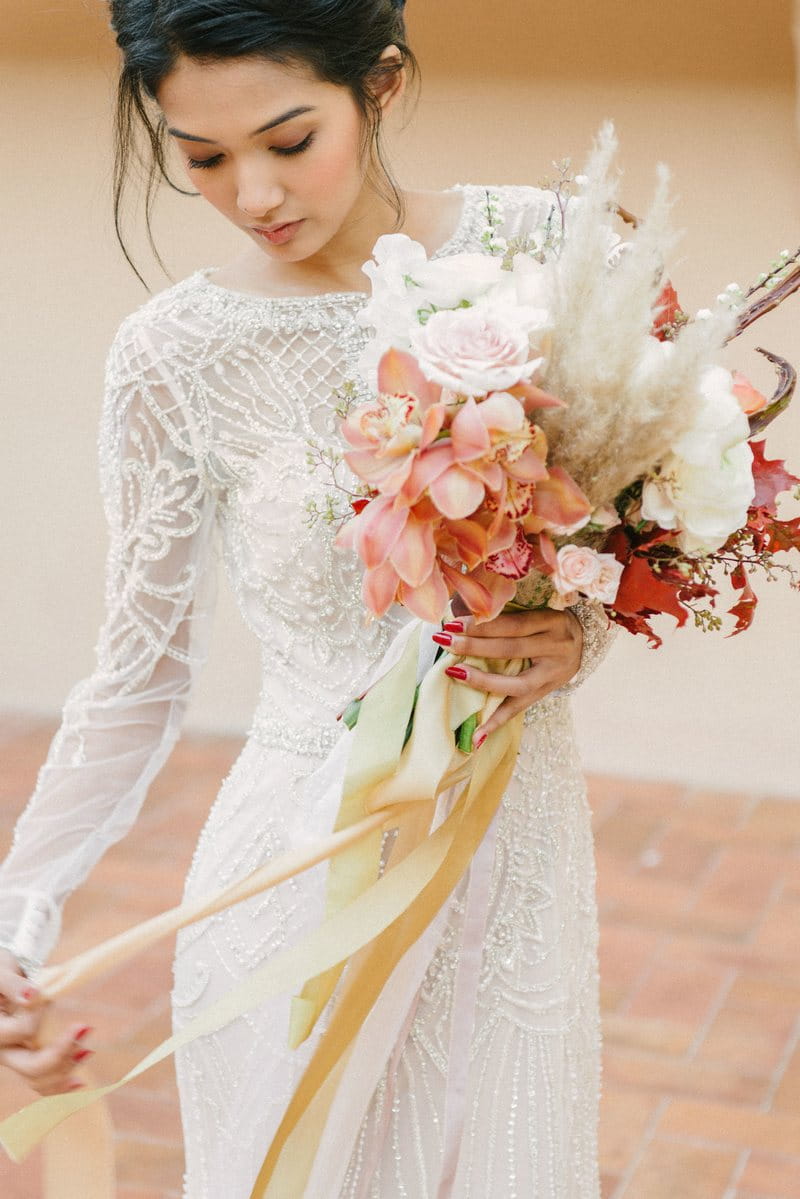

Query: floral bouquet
[321,125,800,666]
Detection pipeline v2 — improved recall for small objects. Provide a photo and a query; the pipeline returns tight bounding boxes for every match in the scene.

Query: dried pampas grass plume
[537,123,735,507]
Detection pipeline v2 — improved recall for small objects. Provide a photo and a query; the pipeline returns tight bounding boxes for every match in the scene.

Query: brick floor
[0,713,798,1198]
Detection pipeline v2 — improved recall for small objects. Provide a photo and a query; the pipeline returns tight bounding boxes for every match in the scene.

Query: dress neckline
[193,184,476,308]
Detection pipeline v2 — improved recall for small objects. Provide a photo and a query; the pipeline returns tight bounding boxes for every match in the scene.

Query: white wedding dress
[0,183,616,1198]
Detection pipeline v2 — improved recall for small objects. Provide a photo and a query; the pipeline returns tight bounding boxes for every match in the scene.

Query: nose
[235,162,285,219]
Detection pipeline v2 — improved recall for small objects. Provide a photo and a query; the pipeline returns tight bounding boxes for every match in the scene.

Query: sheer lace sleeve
[0,315,218,970]
[558,600,618,694]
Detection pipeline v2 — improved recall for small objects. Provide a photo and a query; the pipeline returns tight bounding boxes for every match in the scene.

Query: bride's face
[157,54,396,262]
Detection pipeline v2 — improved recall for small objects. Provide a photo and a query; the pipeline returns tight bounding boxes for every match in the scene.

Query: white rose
[408,307,544,396]
[673,365,751,466]
[484,253,552,309]
[641,365,755,554]
[415,252,506,310]
[642,441,755,555]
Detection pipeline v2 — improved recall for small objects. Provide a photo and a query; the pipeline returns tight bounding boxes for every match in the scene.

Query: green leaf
[402,683,422,749]
[456,713,479,754]
[342,698,363,731]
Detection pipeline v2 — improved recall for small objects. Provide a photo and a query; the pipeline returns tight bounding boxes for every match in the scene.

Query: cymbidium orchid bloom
[336,345,593,622]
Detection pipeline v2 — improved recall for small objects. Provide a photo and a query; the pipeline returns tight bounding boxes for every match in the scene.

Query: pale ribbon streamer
[0,618,525,1199]
[248,714,523,1196]
[305,777,461,1199]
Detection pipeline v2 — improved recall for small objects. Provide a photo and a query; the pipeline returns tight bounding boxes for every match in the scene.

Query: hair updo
[108,0,419,284]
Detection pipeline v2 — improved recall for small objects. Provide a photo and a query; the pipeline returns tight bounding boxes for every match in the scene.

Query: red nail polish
[74,1026,93,1042]
[473,731,487,749]
[445,665,468,681]
[72,1048,93,1063]
[21,987,38,1002]
[443,620,464,633]
[432,632,452,647]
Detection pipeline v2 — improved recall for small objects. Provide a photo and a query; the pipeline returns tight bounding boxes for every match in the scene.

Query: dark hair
[108,0,419,286]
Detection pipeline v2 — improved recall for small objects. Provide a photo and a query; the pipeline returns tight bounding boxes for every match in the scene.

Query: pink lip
[252,220,304,245]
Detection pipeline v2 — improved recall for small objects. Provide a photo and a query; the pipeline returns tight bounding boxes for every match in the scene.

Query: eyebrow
[167,105,317,145]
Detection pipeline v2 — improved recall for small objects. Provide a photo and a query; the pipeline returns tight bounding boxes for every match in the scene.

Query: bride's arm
[0,314,218,974]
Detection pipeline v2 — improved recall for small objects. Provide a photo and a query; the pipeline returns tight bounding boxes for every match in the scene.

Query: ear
[373,43,407,113]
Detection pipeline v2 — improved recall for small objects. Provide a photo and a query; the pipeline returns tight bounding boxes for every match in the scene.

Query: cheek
[187,171,230,213]
[309,129,365,196]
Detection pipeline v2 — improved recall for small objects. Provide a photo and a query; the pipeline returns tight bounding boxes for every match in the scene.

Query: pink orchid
[341,349,446,496]
[335,345,589,625]
[337,497,442,610]
[442,562,517,622]
[397,392,548,519]
[520,466,593,535]
[485,528,537,580]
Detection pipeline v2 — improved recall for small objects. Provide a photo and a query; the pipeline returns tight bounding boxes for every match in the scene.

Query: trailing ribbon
[0,621,526,1199]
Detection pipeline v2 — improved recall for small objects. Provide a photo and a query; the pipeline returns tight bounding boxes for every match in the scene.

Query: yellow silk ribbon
[0,624,525,1199]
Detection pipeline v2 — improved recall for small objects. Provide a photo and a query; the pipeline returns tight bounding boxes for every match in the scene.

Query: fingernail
[473,731,487,749]
[67,1082,86,1092]
[72,1048,93,1063]
[445,665,468,681]
[21,987,39,1002]
[73,1026,93,1042]
[443,620,464,633]
[432,632,452,647]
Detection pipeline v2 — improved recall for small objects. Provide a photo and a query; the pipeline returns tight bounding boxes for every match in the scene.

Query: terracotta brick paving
[0,714,798,1198]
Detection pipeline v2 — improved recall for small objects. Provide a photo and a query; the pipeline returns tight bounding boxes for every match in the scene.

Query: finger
[474,683,554,746]
[0,968,44,1012]
[1,1023,93,1084]
[0,1008,41,1050]
[444,609,562,640]
[435,631,563,661]
[473,695,531,744]
[445,662,538,698]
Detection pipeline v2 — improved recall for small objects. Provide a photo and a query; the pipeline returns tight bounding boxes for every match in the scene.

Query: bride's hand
[0,949,92,1095]
[432,608,583,746]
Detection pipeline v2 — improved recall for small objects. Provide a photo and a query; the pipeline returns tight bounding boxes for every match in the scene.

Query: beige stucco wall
[1,1,798,793]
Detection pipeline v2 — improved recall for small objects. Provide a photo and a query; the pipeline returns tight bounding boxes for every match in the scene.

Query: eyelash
[188,133,315,171]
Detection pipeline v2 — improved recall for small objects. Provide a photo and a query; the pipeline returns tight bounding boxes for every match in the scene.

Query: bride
[0,2,616,1195]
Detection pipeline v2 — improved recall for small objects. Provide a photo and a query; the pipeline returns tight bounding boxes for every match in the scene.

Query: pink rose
[587,555,624,604]
[408,308,542,397]
[552,545,601,596]
[551,545,624,605]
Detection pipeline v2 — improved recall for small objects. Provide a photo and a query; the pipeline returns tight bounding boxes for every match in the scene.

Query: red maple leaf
[609,609,663,648]
[750,440,799,514]
[612,554,689,627]
[727,565,758,636]
[763,513,800,554]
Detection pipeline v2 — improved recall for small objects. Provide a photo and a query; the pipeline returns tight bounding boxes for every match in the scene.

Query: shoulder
[105,271,223,386]
[461,181,561,239]
[100,273,220,471]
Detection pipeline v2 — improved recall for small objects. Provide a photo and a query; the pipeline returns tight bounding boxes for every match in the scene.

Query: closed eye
[188,154,224,170]
[187,133,314,170]
[274,133,314,157]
